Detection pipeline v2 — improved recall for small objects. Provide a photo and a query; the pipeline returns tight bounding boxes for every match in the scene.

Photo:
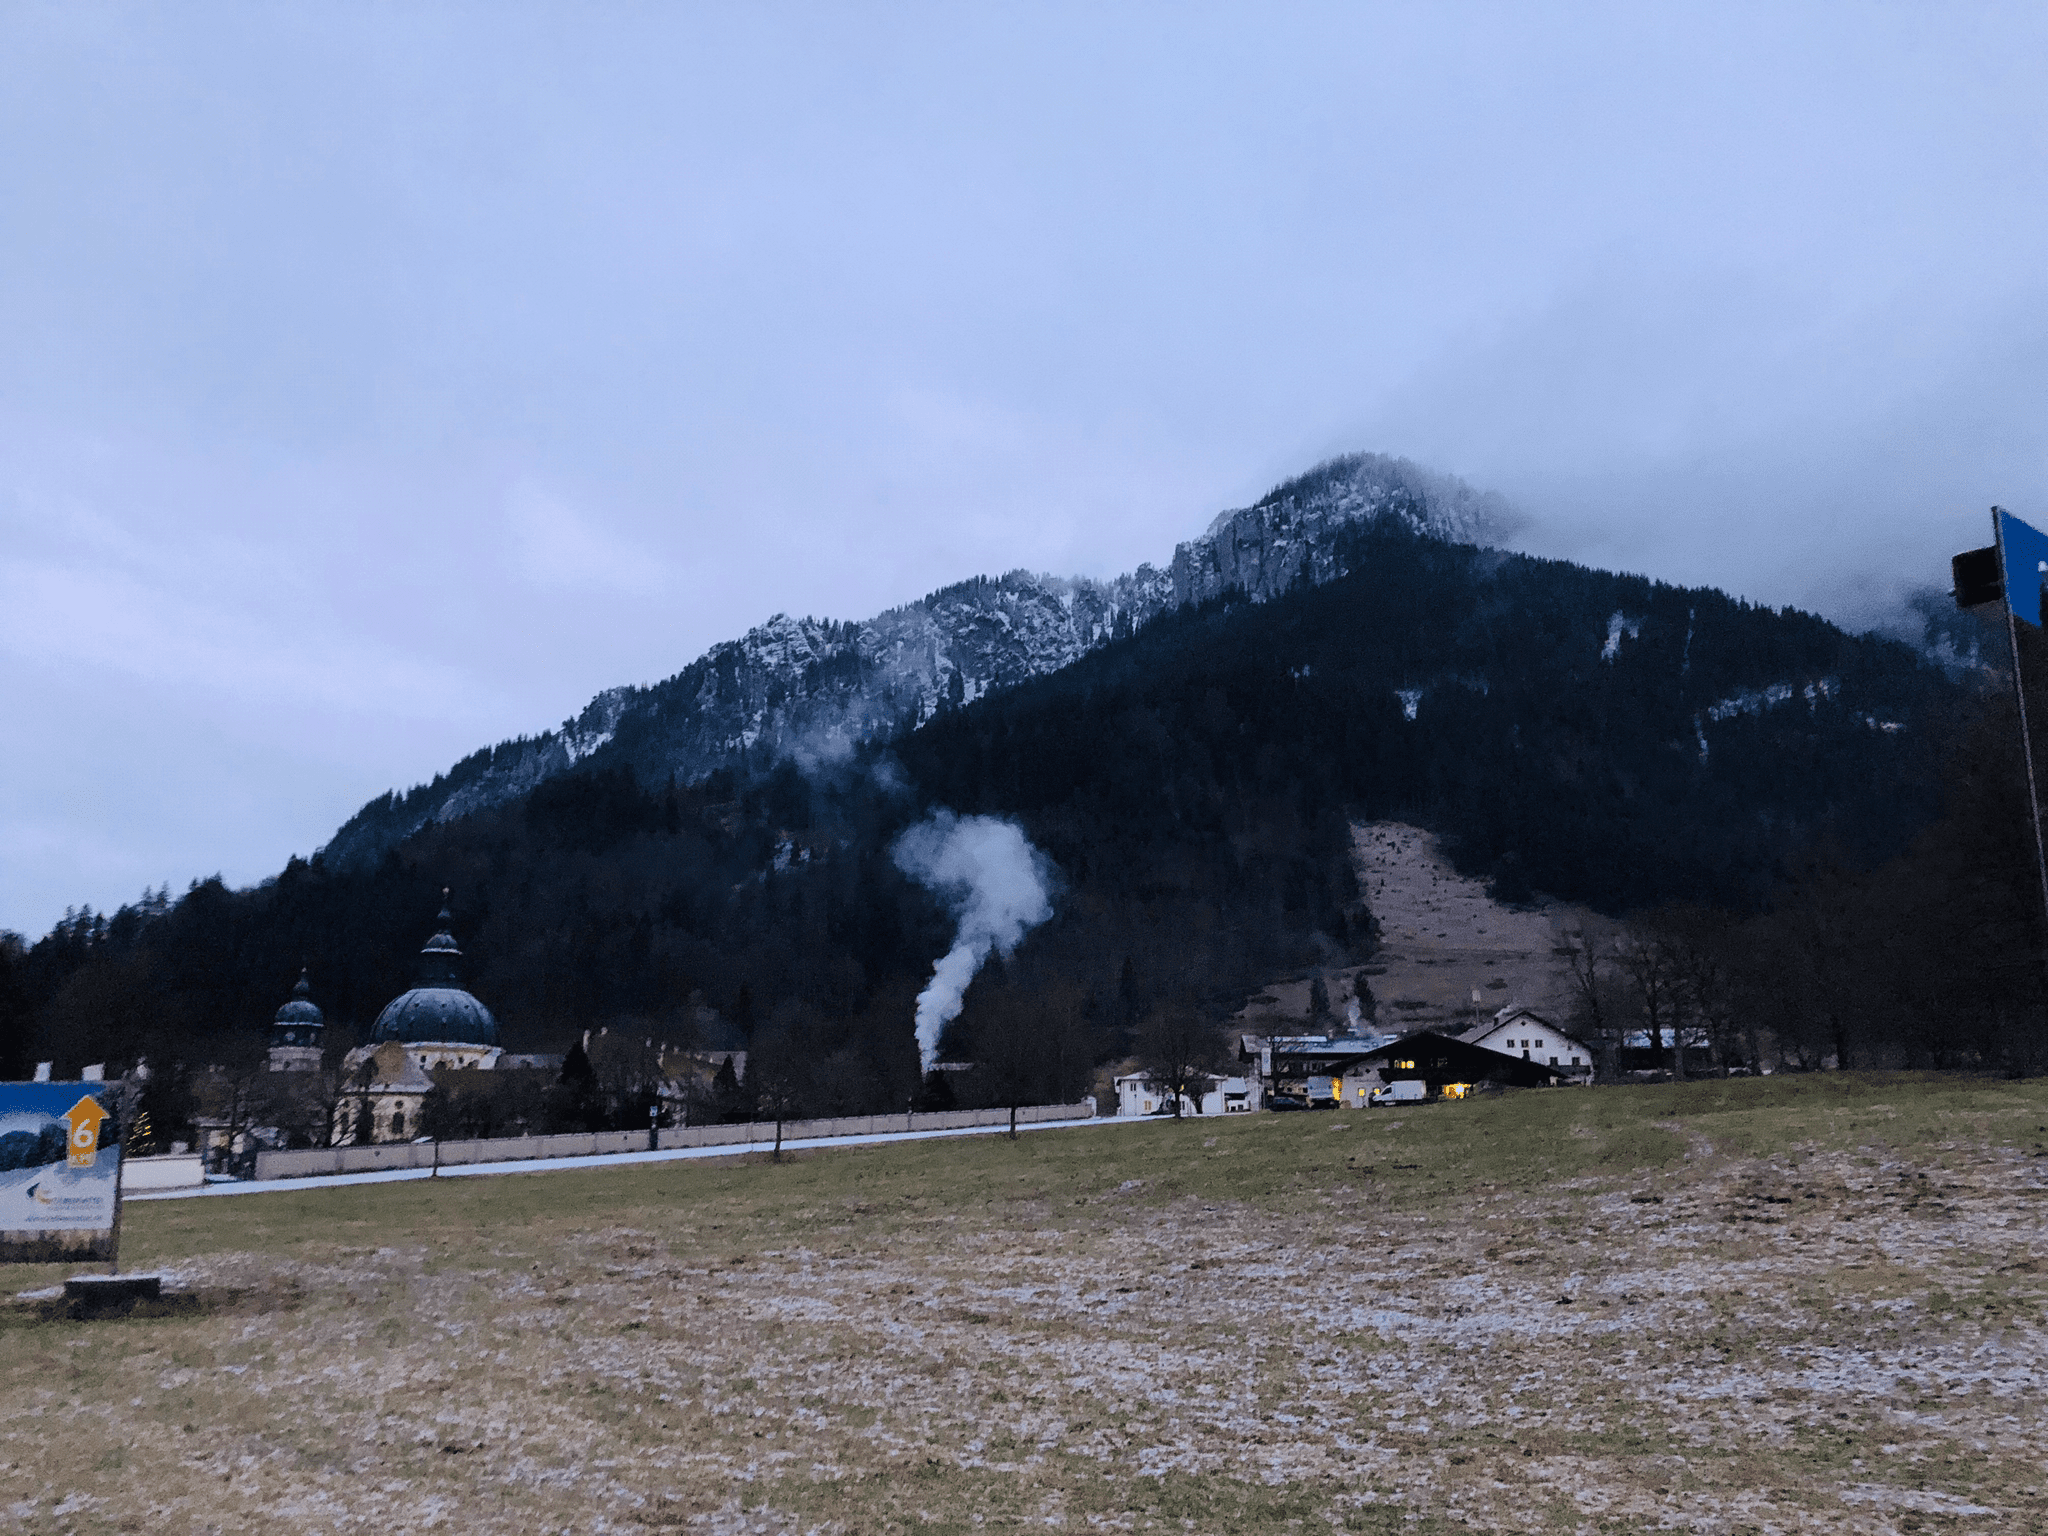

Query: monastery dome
[273,969,324,1027]
[370,896,500,1047]
[372,986,499,1046]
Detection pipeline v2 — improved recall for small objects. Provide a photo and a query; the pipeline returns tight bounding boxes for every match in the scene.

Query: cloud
[0,560,482,718]
[506,483,670,595]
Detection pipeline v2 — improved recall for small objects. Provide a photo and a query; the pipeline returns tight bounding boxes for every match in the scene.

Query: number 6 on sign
[65,1097,109,1168]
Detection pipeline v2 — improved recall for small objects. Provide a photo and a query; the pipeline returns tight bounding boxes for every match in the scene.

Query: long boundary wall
[251,1103,1093,1182]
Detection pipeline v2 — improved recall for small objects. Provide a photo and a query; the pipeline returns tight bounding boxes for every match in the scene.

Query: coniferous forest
[7,518,2041,1143]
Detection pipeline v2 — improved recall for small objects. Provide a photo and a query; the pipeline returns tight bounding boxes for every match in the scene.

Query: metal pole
[1993,507,2048,949]
[107,1105,124,1276]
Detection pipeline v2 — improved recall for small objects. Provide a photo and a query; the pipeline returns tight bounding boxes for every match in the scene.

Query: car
[1369,1080,1428,1106]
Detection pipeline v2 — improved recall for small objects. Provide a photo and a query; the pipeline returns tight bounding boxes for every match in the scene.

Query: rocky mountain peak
[317,451,1510,869]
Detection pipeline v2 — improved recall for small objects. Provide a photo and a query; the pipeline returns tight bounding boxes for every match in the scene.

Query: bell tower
[267,968,326,1071]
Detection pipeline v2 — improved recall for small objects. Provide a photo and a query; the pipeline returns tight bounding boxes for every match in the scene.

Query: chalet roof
[1469,1009,1593,1050]
[1352,1029,1563,1088]
[1239,1032,1394,1061]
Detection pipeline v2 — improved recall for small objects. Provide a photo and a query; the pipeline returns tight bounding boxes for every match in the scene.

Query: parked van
[1369,1080,1427,1106]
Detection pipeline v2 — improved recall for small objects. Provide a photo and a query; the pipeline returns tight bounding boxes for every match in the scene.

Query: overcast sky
[4,3,2045,936]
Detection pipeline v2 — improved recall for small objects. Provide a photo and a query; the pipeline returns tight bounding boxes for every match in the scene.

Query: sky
[4,2,2046,937]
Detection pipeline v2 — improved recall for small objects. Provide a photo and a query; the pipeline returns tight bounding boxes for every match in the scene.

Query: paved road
[127,1114,1138,1202]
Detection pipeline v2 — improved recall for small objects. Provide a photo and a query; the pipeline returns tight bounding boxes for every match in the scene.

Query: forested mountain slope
[904,518,1958,915]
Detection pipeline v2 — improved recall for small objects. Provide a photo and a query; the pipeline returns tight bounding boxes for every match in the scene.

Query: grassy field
[3,1074,2046,1535]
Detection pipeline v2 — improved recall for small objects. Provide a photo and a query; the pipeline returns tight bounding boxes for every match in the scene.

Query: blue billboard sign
[0,1083,121,1262]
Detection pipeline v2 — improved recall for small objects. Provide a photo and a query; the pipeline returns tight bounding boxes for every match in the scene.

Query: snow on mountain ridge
[1175,452,1515,606]
[317,452,1504,869]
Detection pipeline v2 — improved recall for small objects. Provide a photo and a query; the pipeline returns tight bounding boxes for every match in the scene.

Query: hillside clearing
[4,1075,2046,1535]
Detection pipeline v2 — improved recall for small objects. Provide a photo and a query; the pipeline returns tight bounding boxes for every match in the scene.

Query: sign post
[1955,507,2048,972]
[0,1082,122,1266]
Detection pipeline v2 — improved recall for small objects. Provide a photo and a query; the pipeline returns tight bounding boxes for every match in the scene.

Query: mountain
[5,498,1986,1118]
[319,452,1514,869]
[904,516,1958,914]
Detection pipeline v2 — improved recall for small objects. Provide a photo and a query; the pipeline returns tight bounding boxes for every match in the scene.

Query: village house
[1464,1005,1595,1077]
[1114,1071,1258,1116]
[656,1045,748,1121]
[1237,1031,1394,1108]
[1353,1029,1573,1098]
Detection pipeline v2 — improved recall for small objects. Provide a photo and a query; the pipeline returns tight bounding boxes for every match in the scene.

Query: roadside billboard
[0,1083,121,1262]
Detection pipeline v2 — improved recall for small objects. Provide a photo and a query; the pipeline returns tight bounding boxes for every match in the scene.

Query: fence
[250,1101,1094,1182]
[121,1152,205,1191]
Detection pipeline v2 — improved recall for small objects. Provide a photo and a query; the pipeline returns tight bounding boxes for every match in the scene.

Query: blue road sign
[1998,510,2048,628]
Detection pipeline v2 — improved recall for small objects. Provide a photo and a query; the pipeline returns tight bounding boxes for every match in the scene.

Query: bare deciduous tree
[1133,996,1230,1119]
[1615,931,1687,1080]
[749,1009,814,1161]
[1563,928,1624,1081]
[1651,905,1743,1074]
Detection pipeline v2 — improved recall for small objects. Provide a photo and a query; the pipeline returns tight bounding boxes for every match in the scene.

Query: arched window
[391,1108,406,1138]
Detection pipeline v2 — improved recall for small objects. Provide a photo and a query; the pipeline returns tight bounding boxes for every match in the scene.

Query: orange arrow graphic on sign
[64,1096,108,1168]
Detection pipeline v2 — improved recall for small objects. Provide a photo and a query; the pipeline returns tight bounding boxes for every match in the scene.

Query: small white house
[1468,1006,1593,1075]
[1115,1072,1259,1116]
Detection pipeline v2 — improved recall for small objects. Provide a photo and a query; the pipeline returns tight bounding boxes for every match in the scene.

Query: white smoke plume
[891,809,1058,1071]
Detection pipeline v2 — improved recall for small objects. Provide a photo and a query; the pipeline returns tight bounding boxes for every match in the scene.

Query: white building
[1466,1006,1593,1076]
[1115,1072,1258,1116]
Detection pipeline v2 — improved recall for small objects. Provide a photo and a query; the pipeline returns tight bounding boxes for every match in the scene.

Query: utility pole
[1989,509,2048,952]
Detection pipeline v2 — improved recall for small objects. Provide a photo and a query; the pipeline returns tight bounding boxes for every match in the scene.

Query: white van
[1369,1080,1427,1106]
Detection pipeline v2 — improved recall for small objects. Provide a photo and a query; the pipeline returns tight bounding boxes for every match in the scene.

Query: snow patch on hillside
[1602,612,1642,662]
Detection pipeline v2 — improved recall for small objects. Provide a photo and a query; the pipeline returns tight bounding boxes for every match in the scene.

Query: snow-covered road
[126,1113,1136,1202]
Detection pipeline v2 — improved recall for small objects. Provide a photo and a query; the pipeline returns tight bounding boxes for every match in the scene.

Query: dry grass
[3,1074,2047,1534]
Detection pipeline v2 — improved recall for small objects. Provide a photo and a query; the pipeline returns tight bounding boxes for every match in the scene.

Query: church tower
[267,968,325,1072]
